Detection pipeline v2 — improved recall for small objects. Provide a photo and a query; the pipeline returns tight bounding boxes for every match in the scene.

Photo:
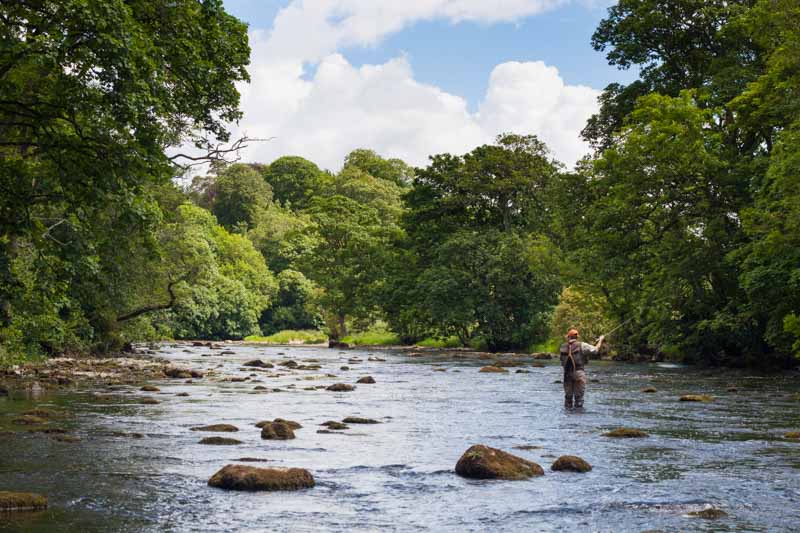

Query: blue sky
[220,1,636,169]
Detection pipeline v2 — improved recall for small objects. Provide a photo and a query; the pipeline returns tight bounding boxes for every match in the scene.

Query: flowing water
[1,344,799,532]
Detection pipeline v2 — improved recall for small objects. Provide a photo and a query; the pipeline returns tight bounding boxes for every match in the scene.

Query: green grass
[529,338,560,353]
[416,336,462,348]
[341,331,401,346]
[244,329,328,345]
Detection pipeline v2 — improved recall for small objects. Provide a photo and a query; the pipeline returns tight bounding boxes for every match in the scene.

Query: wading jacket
[559,341,598,373]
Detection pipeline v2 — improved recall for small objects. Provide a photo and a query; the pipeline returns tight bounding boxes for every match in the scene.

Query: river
[1,344,799,532]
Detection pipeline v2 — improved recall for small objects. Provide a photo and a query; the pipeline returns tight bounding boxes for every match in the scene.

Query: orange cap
[567,328,579,337]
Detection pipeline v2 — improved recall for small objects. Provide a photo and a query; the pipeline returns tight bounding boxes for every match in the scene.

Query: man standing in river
[560,328,604,409]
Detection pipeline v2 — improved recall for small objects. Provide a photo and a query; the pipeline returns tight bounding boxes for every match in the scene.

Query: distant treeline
[1,0,798,367]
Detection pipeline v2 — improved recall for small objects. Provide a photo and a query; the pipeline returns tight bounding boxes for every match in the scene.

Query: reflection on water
[1,345,799,532]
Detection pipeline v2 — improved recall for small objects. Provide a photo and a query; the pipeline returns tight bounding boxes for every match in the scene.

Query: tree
[259,269,322,334]
[0,0,250,357]
[299,195,392,339]
[206,164,273,232]
[343,149,414,187]
[262,156,325,209]
[393,134,563,350]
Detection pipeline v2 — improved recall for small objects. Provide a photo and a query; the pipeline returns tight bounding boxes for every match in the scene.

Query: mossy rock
[243,359,273,368]
[602,428,649,438]
[140,385,160,392]
[191,424,239,432]
[479,366,508,373]
[551,455,592,473]
[679,394,714,402]
[455,444,544,480]
[342,417,380,424]
[640,387,657,393]
[326,383,355,392]
[200,436,242,445]
[688,508,728,519]
[273,418,302,430]
[0,491,48,512]
[339,366,350,371]
[260,421,295,440]
[139,397,160,405]
[208,465,314,491]
[785,431,800,440]
[12,415,48,425]
[321,421,349,430]
[516,369,531,374]
[357,376,376,384]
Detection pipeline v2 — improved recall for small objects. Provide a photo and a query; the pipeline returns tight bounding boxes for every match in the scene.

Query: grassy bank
[244,330,328,344]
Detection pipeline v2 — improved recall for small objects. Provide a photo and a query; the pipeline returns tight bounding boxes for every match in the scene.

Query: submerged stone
[0,491,48,512]
[680,394,714,402]
[602,428,649,438]
[200,436,242,445]
[208,465,314,491]
[321,421,349,430]
[342,417,380,424]
[140,385,160,392]
[785,432,800,439]
[139,397,160,405]
[479,366,508,373]
[357,376,376,384]
[641,387,658,393]
[191,424,239,432]
[688,508,728,519]
[551,455,592,473]
[455,444,544,480]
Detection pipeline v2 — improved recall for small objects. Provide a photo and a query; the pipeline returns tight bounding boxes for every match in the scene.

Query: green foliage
[549,287,614,346]
[341,331,401,346]
[343,149,414,187]
[164,205,277,340]
[0,0,250,358]
[259,270,322,334]
[207,164,273,232]
[415,337,462,349]
[262,156,326,209]
[244,330,328,344]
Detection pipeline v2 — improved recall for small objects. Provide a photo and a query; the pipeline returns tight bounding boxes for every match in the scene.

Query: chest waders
[563,342,587,409]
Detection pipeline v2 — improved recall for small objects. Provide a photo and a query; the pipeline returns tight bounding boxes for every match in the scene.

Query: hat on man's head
[566,328,579,338]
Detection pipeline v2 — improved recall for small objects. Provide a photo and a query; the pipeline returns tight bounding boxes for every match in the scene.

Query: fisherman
[560,328,604,409]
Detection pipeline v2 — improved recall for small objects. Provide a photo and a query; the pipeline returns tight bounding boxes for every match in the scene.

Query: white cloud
[226,0,600,170]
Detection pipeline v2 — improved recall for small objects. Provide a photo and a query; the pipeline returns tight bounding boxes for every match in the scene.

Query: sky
[220,0,636,171]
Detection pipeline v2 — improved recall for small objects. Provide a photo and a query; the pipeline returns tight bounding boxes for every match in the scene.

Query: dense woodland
[1,0,798,367]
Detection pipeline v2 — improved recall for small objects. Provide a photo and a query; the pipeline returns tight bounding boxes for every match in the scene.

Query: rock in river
[191,424,239,432]
[357,376,376,384]
[455,445,544,480]
[640,387,657,393]
[140,385,160,392]
[342,417,380,424]
[321,421,349,430]
[208,465,314,491]
[200,436,242,445]
[551,455,592,473]
[244,359,273,368]
[785,432,800,440]
[680,394,714,402]
[602,428,649,438]
[0,491,48,512]
[479,366,508,373]
[326,383,355,392]
[256,419,302,430]
[260,421,295,440]
[688,507,728,519]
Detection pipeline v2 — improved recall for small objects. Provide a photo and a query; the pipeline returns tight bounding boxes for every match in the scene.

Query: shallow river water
[1,344,799,532]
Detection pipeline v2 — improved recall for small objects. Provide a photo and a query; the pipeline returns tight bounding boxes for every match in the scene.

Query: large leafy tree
[394,134,562,350]
[0,0,250,355]
[262,156,325,209]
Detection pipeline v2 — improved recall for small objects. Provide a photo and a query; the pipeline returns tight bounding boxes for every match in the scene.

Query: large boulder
[256,419,302,430]
[260,421,295,440]
[551,455,592,473]
[455,444,544,480]
[208,465,314,491]
[0,491,48,512]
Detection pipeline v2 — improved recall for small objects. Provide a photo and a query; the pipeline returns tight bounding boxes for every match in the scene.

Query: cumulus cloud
[226,0,600,170]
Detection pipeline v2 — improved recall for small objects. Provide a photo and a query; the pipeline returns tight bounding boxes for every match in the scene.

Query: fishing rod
[595,316,636,342]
